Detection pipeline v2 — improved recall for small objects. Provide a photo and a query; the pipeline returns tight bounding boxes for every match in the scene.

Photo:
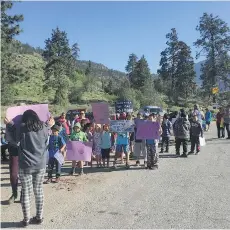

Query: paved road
[1,124,230,229]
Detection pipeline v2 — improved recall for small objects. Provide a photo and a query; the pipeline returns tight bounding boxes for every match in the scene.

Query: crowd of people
[1,103,230,227]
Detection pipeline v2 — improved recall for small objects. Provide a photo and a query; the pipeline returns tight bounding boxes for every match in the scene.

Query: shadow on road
[1,222,21,228]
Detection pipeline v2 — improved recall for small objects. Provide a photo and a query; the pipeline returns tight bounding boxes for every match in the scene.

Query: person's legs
[9,155,19,201]
[70,160,76,175]
[32,169,46,220]
[113,145,121,167]
[160,137,165,153]
[165,137,169,152]
[152,144,158,166]
[196,136,200,153]
[225,123,230,138]
[19,169,33,222]
[134,142,141,163]
[221,127,225,138]
[175,138,181,155]
[217,123,221,138]
[124,144,130,167]
[141,141,147,165]
[190,136,195,153]
[47,158,55,180]
[106,149,110,168]
[182,139,188,156]
[55,159,61,180]
[78,161,84,175]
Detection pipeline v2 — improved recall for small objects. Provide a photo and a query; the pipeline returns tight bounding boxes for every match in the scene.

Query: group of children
[45,109,207,183]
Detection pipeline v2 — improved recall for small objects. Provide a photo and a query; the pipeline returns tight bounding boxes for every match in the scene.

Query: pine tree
[43,27,74,105]
[125,53,138,82]
[158,28,195,102]
[85,60,92,76]
[194,13,230,94]
[1,1,24,105]
[131,55,151,89]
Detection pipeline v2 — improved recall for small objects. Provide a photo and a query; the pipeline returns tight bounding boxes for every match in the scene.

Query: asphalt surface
[1,124,230,229]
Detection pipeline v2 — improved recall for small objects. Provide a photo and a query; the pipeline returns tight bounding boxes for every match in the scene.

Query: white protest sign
[54,151,65,165]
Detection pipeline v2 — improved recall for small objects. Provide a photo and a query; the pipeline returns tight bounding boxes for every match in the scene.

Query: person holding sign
[69,123,88,175]
[4,110,55,227]
[44,125,66,184]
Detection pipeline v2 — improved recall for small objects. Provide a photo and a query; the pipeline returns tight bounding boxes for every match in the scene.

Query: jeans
[224,123,230,138]
[190,136,200,152]
[175,138,188,155]
[217,123,225,138]
[161,136,169,151]
[47,157,61,178]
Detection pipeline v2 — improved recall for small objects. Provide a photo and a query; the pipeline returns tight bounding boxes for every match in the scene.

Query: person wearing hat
[45,125,66,184]
[69,123,88,175]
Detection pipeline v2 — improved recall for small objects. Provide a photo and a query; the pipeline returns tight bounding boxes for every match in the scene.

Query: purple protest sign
[6,104,50,125]
[136,120,160,140]
[66,141,93,161]
[91,102,109,124]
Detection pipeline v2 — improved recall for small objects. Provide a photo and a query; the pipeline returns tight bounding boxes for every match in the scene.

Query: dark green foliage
[194,13,230,94]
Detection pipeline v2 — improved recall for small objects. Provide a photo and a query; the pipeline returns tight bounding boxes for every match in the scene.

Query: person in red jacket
[216,107,225,138]
[58,113,70,135]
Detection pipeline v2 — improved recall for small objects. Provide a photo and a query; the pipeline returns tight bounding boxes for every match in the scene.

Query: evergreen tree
[131,55,151,89]
[1,1,24,105]
[125,53,138,82]
[43,27,74,105]
[85,60,92,76]
[194,13,230,94]
[158,28,195,102]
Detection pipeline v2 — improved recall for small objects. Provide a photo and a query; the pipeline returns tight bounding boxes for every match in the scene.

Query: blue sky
[10,1,230,73]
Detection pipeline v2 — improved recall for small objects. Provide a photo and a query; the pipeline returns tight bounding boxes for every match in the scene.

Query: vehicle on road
[139,106,165,117]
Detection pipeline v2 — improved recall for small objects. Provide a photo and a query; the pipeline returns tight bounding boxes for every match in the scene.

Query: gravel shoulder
[1,124,230,229]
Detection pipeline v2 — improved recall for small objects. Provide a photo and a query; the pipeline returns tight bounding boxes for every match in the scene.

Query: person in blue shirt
[45,125,66,184]
[205,108,212,131]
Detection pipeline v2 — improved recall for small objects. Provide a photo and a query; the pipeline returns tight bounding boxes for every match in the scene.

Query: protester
[100,124,111,168]
[193,104,202,126]
[189,114,203,154]
[223,105,230,139]
[45,125,66,184]
[205,108,212,131]
[84,123,94,166]
[93,124,102,167]
[145,114,159,169]
[216,107,225,138]
[58,112,70,135]
[69,123,88,175]
[127,114,134,159]
[4,110,54,227]
[173,111,190,157]
[75,111,90,124]
[160,114,172,153]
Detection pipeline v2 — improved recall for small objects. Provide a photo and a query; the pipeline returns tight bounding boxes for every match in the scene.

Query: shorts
[206,121,210,125]
[116,144,129,154]
[101,148,110,159]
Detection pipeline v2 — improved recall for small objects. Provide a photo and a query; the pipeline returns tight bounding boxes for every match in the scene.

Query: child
[100,124,111,168]
[45,125,66,183]
[189,114,203,155]
[160,114,172,153]
[93,124,102,167]
[113,131,130,169]
[146,114,159,169]
[85,123,94,166]
[56,122,68,159]
[69,122,88,175]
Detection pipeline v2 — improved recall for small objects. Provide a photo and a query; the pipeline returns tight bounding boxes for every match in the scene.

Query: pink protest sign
[66,141,93,161]
[136,120,160,140]
[6,104,50,125]
[91,102,109,124]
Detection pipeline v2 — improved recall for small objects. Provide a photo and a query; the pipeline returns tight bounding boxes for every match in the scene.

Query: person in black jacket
[189,114,203,154]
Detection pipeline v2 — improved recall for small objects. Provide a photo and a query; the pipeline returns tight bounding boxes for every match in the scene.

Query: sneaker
[126,164,130,169]
[136,160,140,166]
[8,194,17,205]
[159,150,163,153]
[30,216,43,225]
[176,152,180,156]
[180,154,188,158]
[195,151,200,155]
[153,164,159,169]
[21,219,30,228]
[188,151,194,155]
